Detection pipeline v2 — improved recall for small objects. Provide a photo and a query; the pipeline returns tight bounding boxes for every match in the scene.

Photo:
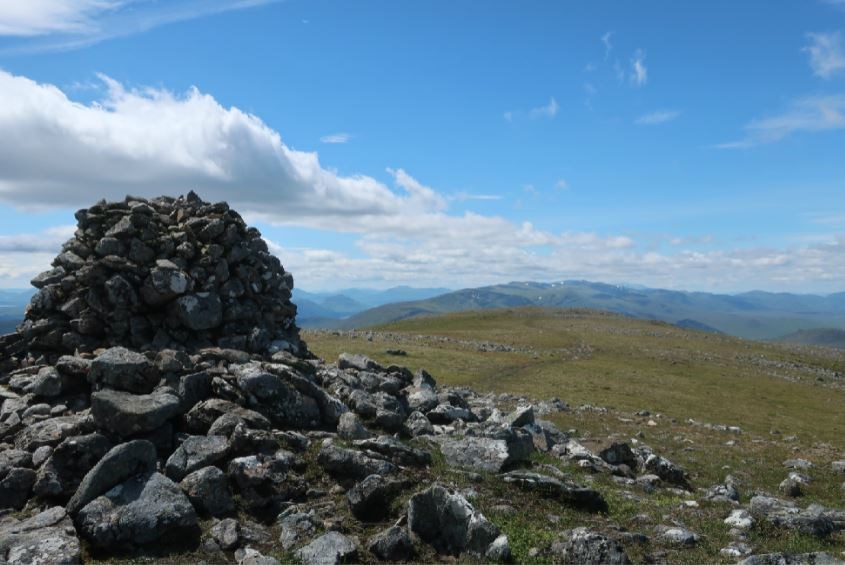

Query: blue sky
[0,0,843,292]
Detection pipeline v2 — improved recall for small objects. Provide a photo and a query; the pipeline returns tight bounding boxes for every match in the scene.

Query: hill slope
[323,281,845,339]
[776,328,845,349]
[304,307,845,561]
[306,307,845,443]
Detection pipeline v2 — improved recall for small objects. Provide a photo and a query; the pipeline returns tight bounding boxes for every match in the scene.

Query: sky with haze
[0,0,843,293]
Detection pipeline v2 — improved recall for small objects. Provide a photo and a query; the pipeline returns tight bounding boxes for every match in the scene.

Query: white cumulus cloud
[0,70,842,294]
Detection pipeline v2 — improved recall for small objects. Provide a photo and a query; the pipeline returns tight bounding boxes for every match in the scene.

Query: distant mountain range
[294,286,451,324]
[4,282,845,344]
[302,280,845,341]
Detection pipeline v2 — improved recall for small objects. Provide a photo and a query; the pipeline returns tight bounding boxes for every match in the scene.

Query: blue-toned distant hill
[306,281,845,340]
[774,328,845,350]
[294,286,451,326]
[0,289,32,335]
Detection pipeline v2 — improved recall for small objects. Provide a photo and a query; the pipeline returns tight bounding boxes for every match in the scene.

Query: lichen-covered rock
[739,552,842,564]
[66,440,158,515]
[90,387,182,437]
[554,528,629,564]
[180,466,235,517]
[14,415,94,452]
[33,432,112,498]
[434,434,530,474]
[749,495,839,538]
[76,472,197,549]
[88,347,159,394]
[407,484,501,557]
[210,517,240,550]
[295,531,359,565]
[317,441,398,482]
[165,435,229,481]
[0,507,81,564]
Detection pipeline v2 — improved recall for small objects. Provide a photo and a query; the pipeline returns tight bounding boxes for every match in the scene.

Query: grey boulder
[76,472,197,549]
[553,527,629,564]
[66,440,158,515]
[33,432,112,498]
[180,466,235,517]
[89,347,159,394]
[295,531,359,565]
[165,435,229,481]
[368,526,414,562]
[91,387,182,437]
[502,471,608,512]
[0,506,81,564]
[407,484,502,557]
[347,474,404,521]
[173,292,223,331]
[317,441,398,483]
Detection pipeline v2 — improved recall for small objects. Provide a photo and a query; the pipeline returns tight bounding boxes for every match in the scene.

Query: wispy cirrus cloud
[320,132,352,144]
[601,31,613,59]
[715,95,845,148]
[635,109,680,125]
[804,32,845,78]
[504,97,558,122]
[630,49,648,86]
[529,97,559,119]
[0,0,280,53]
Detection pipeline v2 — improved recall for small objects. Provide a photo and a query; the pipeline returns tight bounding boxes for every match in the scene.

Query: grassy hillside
[776,328,845,350]
[322,281,845,340]
[306,307,845,444]
[304,307,845,562]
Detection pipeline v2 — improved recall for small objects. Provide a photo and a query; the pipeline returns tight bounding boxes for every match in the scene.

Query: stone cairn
[6,194,817,564]
[4,191,303,364]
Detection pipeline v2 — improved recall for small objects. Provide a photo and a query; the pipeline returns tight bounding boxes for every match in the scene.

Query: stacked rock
[7,192,304,361]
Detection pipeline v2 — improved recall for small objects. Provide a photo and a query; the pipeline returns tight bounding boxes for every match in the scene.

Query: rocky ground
[0,346,843,563]
[0,194,843,564]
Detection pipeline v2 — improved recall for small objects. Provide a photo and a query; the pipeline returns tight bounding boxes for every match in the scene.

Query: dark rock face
[317,441,398,483]
[502,471,608,512]
[368,526,414,562]
[90,387,183,437]
[33,432,112,499]
[76,472,198,549]
[165,435,229,481]
[9,193,303,358]
[88,347,159,394]
[346,474,404,521]
[179,466,235,517]
[66,440,158,515]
